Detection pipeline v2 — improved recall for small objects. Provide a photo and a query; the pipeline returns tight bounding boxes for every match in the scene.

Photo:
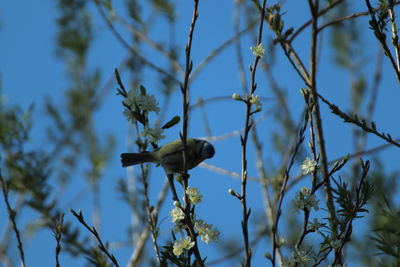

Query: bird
[120,138,215,174]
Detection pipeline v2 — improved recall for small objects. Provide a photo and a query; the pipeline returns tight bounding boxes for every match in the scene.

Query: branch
[317,92,400,148]
[307,0,339,236]
[365,0,400,83]
[238,1,268,266]
[272,109,308,267]
[92,0,179,83]
[179,1,204,265]
[0,169,26,267]
[128,180,169,267]
[70,209,120,267]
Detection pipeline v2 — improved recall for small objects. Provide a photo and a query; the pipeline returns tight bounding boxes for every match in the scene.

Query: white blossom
[250,43,265,58]
[301,157,317,175]
[250,94,262,107]
[293,186,319,211]
[123,88,160,113]
[172,236,195,256]
[194,220,220,244]
[185,187,203,205]
[170,206,185,223]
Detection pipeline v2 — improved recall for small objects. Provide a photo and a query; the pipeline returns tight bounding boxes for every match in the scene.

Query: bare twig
[317,1,400,34]
[307,0,339,235]
[191,20,258,81]
[289,0,344,42]
[92,0,179,83]
[70,209,120,267]
[111,12,184,75]
[208,227,267,266]
[0,169,26,267]
[52,213,65,267]
[238,1,268,266]
[272,109,308,267]
[179,1,204,265]
[128,180,169,267]
[139,164,161,265]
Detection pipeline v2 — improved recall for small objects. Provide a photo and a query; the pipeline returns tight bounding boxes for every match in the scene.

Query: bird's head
[195,140,215,160]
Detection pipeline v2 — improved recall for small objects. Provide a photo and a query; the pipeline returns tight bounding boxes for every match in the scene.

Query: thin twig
[191,20,258,81]
[307,0,339,236]
[289,0,344,42]
[92,0,179,83]
[287,136,400,190]
[365,0,400,83]
[179,0,204,265]
[53,213,64,267]
[112,12,184,75]
[70,209,120,267]
[234,1,250,93]
[388,2,400,73]
[272,109,308,267]
[128,180,169,267]
[238,1,268,266]
[208,227,267,266]
[251,127,283,264]
[317,92,400,148]
[0,169,26,267]
[316,1,400,34]
[139,164,162,265]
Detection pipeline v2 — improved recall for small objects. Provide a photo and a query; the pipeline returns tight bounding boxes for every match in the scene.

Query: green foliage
[372,202,400,260]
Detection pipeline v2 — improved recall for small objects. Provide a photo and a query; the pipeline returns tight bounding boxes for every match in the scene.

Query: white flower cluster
[250,43,265,58]
[301,157,317,175]
[123,88,160,114]
[169,188,220,256]
[194,220,220,244]
[122,87,166,143]
[172,236,195,256]
[170,202,185,223]
[293,186,319,211]
[185,187,203,205]
[250,94,262,109]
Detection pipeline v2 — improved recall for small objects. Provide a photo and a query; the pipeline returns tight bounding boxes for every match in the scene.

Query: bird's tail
[121,152,155,167]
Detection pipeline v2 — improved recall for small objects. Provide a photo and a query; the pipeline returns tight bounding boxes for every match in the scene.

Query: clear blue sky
[1,1,400,266]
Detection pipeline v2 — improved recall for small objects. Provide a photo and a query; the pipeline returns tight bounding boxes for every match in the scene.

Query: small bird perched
[120,138,215,174]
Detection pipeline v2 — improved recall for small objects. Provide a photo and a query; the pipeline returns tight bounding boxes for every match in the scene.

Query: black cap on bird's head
[196,140,215,160]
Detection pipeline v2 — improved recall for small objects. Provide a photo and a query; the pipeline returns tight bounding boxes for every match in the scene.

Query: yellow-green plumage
[121,138,215,174]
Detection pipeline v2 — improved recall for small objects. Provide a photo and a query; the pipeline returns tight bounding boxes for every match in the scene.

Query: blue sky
[1,1,400,266]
